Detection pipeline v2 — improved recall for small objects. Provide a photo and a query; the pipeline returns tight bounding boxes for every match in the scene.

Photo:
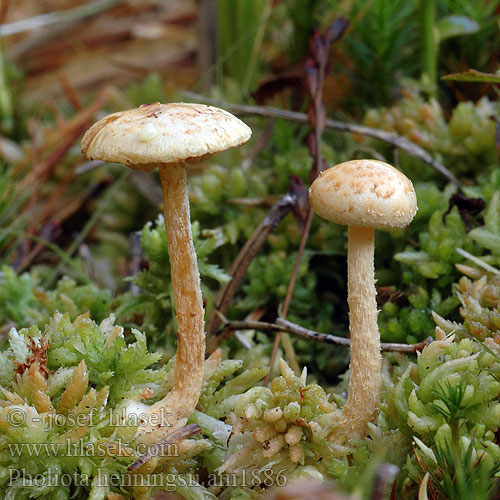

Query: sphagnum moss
[217,359,343,496]
[0,311,279,500]
[0,312,213,500]
[4,268,500,498]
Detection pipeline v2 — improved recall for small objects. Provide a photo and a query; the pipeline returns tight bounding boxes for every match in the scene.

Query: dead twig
[128,423,201,472]
[214,316,432,354]
[56,71,83,111]
[0,0,124,36]
[263,480,352,500]
[267,17,350,381]
[370,464,399,500]
[206,192,296,353]
[181,93,461,187]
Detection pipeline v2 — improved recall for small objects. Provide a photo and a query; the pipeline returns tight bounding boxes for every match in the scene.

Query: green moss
[0,266,112,331]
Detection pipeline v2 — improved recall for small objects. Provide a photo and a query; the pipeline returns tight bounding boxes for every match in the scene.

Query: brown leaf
[308,29,325,65]
[376,286,409,307]
[445,190,486,231]
[290,175,309,226]
[304,60,318,96]
[324,16,350,45]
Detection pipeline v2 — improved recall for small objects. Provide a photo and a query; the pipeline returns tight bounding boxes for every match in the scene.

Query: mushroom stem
[335,225,381,441]
[136,163,205,442]
[160,163,205,408]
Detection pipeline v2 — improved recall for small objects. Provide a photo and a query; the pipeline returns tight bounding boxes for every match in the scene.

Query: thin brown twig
[128,424,201,472]
[267,20,349,382]
[206,193,296,354]
[182,91,461,187]
[56,71,83,111]
[0,0,124,36]
[267,207,312,378]
[0,0,10,25]
[214,316,431,354]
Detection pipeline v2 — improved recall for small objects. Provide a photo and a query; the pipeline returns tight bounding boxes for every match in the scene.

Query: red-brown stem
[265,208,312,384]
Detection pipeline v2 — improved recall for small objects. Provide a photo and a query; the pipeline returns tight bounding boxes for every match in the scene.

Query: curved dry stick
[129,423,201,471]
[136,164,205,442]
[182,91,461,187]
[215,317,431,354]
[206,193,296,352]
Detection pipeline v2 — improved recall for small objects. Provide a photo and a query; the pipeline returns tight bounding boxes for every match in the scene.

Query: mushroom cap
[81,102,252,172]
[309,159,417,230]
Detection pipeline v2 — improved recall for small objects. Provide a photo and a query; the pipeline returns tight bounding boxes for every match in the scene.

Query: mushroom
[309,159,417,442]
[81,102,251,441]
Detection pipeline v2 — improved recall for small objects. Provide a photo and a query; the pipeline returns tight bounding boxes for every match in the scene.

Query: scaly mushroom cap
[309,159,417,229]
[81,102,252,172]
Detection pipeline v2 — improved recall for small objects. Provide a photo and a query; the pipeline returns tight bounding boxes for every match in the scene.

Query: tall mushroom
[81,102,251,441]
[309,159,417,442]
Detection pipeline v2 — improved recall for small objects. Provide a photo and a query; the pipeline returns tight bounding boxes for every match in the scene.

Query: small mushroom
[81,102,251,441]
[309,159,417,442]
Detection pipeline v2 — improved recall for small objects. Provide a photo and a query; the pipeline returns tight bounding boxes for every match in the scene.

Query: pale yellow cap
[81,102,252,172]
[309,159,417,230]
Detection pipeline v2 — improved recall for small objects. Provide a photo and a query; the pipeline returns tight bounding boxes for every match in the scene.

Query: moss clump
[217,359,343,497]
[363,87,498,176]
[0,266,111,331]
[0,312,217,500]
[385,270,500,497]
[115,215,229,350]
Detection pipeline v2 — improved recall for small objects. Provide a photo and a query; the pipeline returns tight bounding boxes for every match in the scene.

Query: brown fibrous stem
[330,226,381,442]
[136,163,205,443]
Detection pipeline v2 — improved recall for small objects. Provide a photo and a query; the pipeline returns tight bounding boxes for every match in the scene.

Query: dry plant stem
[218,318,430,353]
[333,225,381,442]
[206,193,296,352]
[128,423,201,472]
[266,27,330,378]
[182,92,461,187]
[137,163,205,441]
[266,208,313,384]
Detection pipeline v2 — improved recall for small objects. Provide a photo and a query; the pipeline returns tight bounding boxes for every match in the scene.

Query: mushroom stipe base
[135,163,205,443]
